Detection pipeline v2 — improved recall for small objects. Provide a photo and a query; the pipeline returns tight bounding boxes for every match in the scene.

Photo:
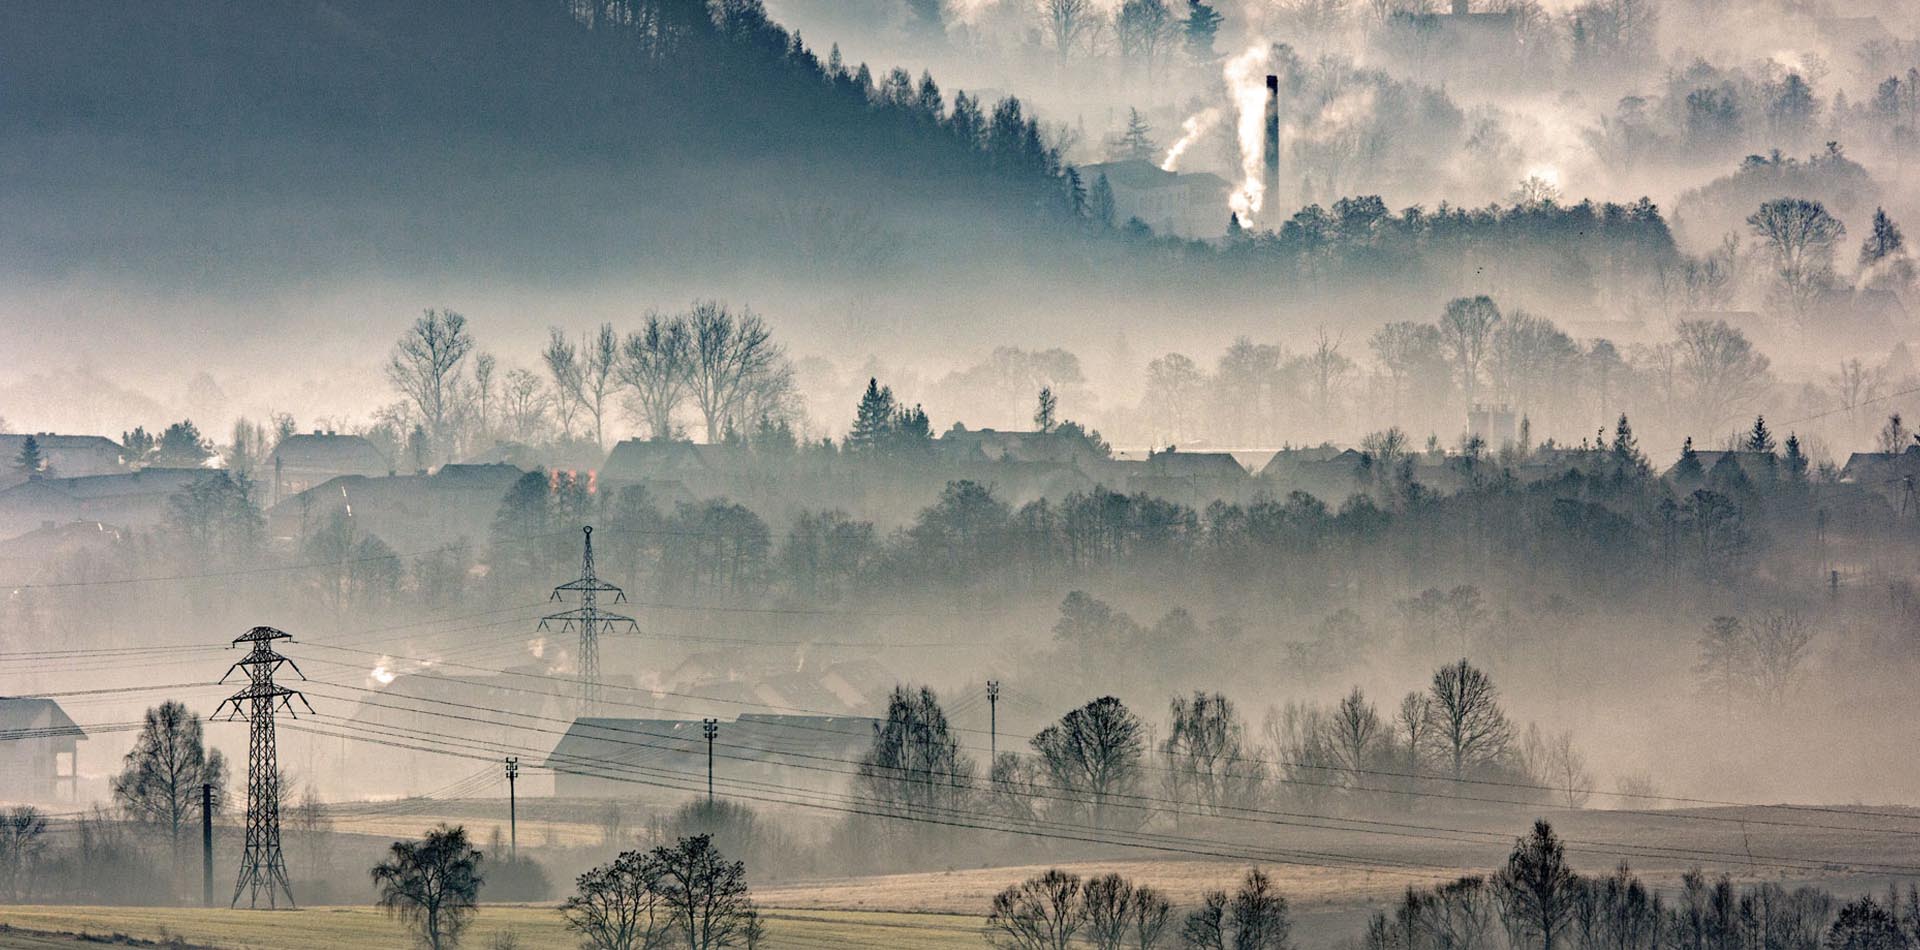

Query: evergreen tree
[1118,108,1155,162]
[891,404,933,449]
[1066,167,1087,219]
[1744,415,1777,455]
[155,420,213,467]
[1226,212,1244,239]
[1035,387,1059,432]
[1672,437,1703,483]
[848,378,898,453]
[1609,414,1640,468]
[13,435,45,480]
[1184,0,1223,57]
[1860,207,1906,268]
[122,426,157,465]
[1090,173,1117,229]
[1782,433,1808,482]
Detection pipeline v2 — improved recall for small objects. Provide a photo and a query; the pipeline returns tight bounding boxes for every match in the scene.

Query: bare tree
[387,308,474,463]
[1183,868,1292,950]
[111,701,228,862]
[685,301,784,443]
[1330,686,1384,790]
[650,834,760,950]
[562,848,672,950]
[1748,198,1846,325]
[1163,692,1263,814]
[1746,610,1815,707]
[546,325,619,449]
[1424,660,1514,781]
[987,868,1084,950]
[1082,873,1136,950]
[1439,296,1502,408]
[1041,0,1099,61]
[1116,0,1175,73]
[580,324,620,449]
[543,329,585,441]
[0,806,49,902]
[1672,319,1772,435]
[1032,696,1146,830]
[1544,732,1592,809]
[473,351,497,444]
[1144,353,1205,444]
[500,368,552,444]
[619,313,692,442]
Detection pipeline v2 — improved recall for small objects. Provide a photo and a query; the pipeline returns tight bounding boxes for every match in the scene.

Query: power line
[295,646,1920,834]
[302,678,1920,876]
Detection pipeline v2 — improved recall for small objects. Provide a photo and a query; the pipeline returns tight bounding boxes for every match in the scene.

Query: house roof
[0,434,122,454]
[601,439,712,483]
[938,428,1103,465]
[0,467,204,501]
[0,697,85,739]
[270,433,390,474]
[1839,447,1920,483]
[1144,449,1246,478]
[543,713,879,772]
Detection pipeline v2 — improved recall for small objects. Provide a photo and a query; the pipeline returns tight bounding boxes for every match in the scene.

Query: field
[5,804,1917,949]
[0,905,985,949]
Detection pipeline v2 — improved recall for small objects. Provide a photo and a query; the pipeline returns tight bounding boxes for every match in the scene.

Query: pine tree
[1184,0,1223,57]
[1782,433,1809,482]
[1226,212,1244,239]
[1744,415,1777,455]
[1090,174,1116,229]
[1118,108,1155,162]
[13,435,45,480]
[848,378,897,453]
[1672,437,1703,483]
[1610,414,1639,466]
[1860,207,1906,268]
[1035,387,1059,432]
[1066,167,1087,219]
[892,404,932,448]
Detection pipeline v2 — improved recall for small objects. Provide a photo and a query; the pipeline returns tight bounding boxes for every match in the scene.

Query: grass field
[6,804,1916,948]
[0,905,986,949]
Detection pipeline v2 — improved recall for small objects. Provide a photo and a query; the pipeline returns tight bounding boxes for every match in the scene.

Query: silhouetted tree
[1494,820,1579,950]
[1032,697,1146,830]
[371,824,484,950]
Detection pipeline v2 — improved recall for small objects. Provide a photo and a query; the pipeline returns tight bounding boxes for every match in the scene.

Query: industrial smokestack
[1264,74,1280,227]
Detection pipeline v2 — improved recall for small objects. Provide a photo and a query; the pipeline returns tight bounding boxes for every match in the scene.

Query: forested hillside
[0,0,1076,288]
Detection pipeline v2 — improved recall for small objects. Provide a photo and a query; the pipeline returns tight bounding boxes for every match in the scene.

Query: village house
[0,696,85,801]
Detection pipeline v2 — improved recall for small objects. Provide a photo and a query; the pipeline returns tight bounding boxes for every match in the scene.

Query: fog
[3,0,1920,942]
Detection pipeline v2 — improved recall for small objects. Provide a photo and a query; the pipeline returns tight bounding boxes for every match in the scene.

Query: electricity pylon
[541,526,637,711]
[214,625,312,910]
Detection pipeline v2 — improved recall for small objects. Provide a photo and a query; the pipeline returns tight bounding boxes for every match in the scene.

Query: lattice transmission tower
[541,526,637,710]
[214,625,312,910]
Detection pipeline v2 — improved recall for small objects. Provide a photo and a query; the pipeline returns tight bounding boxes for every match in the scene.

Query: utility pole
[215,625,312,910]
[541,526,638,711]
[702,719,719,803]
[986,680,1000,762]
[201,783,214,908]
[505,756,519,859]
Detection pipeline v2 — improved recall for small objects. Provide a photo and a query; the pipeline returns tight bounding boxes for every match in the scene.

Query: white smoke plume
[1224,45,1274,223]
[1161,107,1224,172]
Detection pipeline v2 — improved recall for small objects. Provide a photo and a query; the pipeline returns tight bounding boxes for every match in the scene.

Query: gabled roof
[1144,449,1246,478]
[1839,446,1920,483]
[0,467,204,501]
[543,713,879,771]
[0,434,122,454]
[270,433,390,474]
[0,697,86,739]
[601,439,711,483]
